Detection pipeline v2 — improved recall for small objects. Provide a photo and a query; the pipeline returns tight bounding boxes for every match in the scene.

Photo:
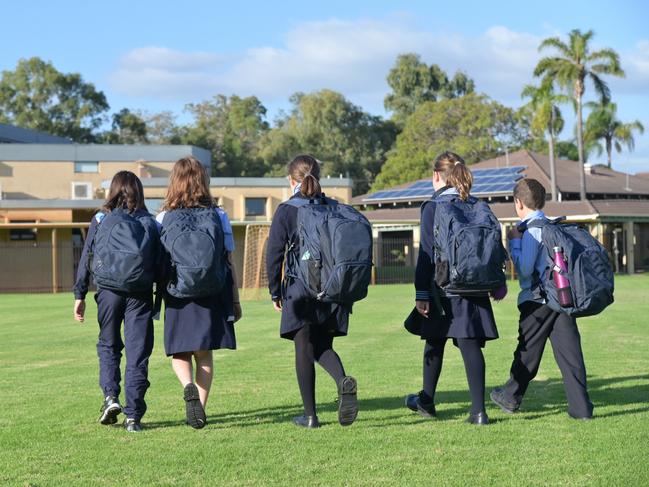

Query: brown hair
[102,171,147,213]
[161,156,215,211]
[513,178,546,210]
[287,154,322,198]
[433,151,473,201]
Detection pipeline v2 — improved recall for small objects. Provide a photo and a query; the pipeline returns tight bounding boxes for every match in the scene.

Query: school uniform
[498,210,593,418]
[74,210,156,421]
[266,193,350,340]
[156,207,236,356]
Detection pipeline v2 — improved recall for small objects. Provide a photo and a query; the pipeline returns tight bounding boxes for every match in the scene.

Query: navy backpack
[527,218,614,317]
[160,208,228,299]
[430,196,508,295]
[285,196,373,304]
[90,209,158,293]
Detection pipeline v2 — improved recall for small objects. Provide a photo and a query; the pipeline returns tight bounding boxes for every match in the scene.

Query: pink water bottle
[552,246,573,307]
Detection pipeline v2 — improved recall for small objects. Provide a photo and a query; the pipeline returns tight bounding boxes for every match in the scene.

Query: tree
[584,101,644,167]
[556,140,580,161]
[143,111,183,144]
[183,95,269,176]
[260,90,397,193]
[384,53,475,126]
[534,29,624,199]
[521,81,568,201]
[373,93,526,190]
[99,108,148,144]
[0,57,109,142]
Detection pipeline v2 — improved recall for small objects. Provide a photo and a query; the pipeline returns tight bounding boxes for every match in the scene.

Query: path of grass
[1,276,648,486]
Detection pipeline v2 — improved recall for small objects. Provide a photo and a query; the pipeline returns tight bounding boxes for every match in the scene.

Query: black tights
[294,324,346,417]
[423,338,486,414]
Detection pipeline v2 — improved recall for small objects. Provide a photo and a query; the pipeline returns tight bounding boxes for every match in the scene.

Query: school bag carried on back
[160,208,228,299]
[430,196,508,295]
[90,209,158,293]
[527,218,614,317]
[285,195,373,304]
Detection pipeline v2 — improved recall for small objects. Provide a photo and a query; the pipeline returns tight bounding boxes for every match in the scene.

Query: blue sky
[2,0,648,173]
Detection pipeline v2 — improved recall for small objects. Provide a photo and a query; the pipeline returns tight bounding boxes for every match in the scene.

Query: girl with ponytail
[266,154,358,429]
[405,151,500,425]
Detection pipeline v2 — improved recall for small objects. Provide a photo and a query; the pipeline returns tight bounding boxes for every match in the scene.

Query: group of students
[73,151,609,432]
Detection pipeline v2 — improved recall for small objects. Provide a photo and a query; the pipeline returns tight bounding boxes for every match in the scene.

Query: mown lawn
[1,276,648,486]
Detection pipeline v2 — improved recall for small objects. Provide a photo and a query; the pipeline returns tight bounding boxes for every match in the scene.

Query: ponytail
[287,154,322,198]
[433,151,473,201]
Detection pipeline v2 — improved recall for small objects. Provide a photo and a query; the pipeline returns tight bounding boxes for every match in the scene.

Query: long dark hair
[102,171,147,213]
[288,154,322,197]
[433,151,473,201]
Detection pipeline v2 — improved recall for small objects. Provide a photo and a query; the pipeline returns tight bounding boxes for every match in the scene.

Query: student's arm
[415,202,435,316]
[266,205,290,310]
[509,229,541,281]
[73,217,99,322]
[227,252,242,322]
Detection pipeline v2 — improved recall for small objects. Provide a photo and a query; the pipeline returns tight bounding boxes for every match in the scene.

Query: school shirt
[508,210,547,306]
[155,208,235,253]
[414,186,459,301]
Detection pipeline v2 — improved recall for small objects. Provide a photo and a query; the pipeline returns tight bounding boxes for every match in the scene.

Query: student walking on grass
[405,151,508,425]
[157,156,242,429]
[490,178,611,420]
[73,171,160,432]
[266,154,373,428]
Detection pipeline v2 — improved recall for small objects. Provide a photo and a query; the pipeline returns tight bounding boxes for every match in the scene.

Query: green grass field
[1,276,648,486]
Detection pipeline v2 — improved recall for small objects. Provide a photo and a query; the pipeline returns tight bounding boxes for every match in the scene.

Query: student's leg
[122,295,154,421]
[96,290,126,400]
[311,326,345,384]
[172,352,194,386]
[501,303,554,406]
[422,339,446,402]
[548,314,593,418]
[194,350,214,408]
[293,325,317,417]
[457,338,486,414]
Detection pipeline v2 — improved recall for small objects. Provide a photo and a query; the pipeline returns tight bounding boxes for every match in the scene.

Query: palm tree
[534,29,625,200]
[585,101,645,167]
[521,81,568,201]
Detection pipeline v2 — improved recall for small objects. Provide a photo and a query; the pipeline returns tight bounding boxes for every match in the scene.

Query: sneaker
[183,383,206,429]
[405,391,436,418]
[99,396,122,425]
[337,376,358,426]
[489,388,518,414]
[124,417,143,432]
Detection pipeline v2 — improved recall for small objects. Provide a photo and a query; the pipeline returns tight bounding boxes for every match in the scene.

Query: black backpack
[527,218,614,317]
[285,196,373,304]
[90,209,158,293]
[160,208,228,299]
[430,196,508,295]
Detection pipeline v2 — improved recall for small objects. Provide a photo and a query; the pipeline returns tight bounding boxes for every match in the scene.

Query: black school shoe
[466,411,489,425]
[405,391,437,418]
[338,376,358,426]
[489,388,519,414]
[99,396,122,425]
[124,417,143,432]
[292,415,321,428]
[183,383,206,429]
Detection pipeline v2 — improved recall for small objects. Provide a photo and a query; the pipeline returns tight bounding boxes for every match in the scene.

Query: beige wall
[0,209,73,223]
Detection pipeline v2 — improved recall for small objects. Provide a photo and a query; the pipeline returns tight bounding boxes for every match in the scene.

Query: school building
[0,124,352,292]
[354,150,649,283]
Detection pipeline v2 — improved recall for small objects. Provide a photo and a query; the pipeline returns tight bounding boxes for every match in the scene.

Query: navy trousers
[502,302,593,418]
[95,289,154,420]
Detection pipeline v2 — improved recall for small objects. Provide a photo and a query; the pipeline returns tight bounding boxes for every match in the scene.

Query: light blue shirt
[509,210,547,305]
[156,208,235,252]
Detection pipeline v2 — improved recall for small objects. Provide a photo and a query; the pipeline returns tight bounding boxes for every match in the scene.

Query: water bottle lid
[553,246,563,253]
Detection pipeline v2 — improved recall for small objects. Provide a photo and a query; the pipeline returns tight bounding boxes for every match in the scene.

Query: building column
[625,221,635,275]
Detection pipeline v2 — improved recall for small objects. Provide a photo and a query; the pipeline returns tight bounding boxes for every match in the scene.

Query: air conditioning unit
[71,182,93,200]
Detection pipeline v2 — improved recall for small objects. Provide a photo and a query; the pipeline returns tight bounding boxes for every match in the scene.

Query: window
[10,221,37,241]
[74,161,99,173]
[245,197,267,217]
[71,182,92,199]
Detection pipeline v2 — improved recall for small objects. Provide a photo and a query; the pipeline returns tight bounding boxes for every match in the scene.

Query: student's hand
[74,299,86,323]
[273,299,283,312]
[233,303,242,323]
[415,300,429,318]
[507,226,523,239]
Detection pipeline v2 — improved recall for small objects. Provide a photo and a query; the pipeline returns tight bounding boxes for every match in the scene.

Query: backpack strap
[526,216,564,230]
[284,193,332,208]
